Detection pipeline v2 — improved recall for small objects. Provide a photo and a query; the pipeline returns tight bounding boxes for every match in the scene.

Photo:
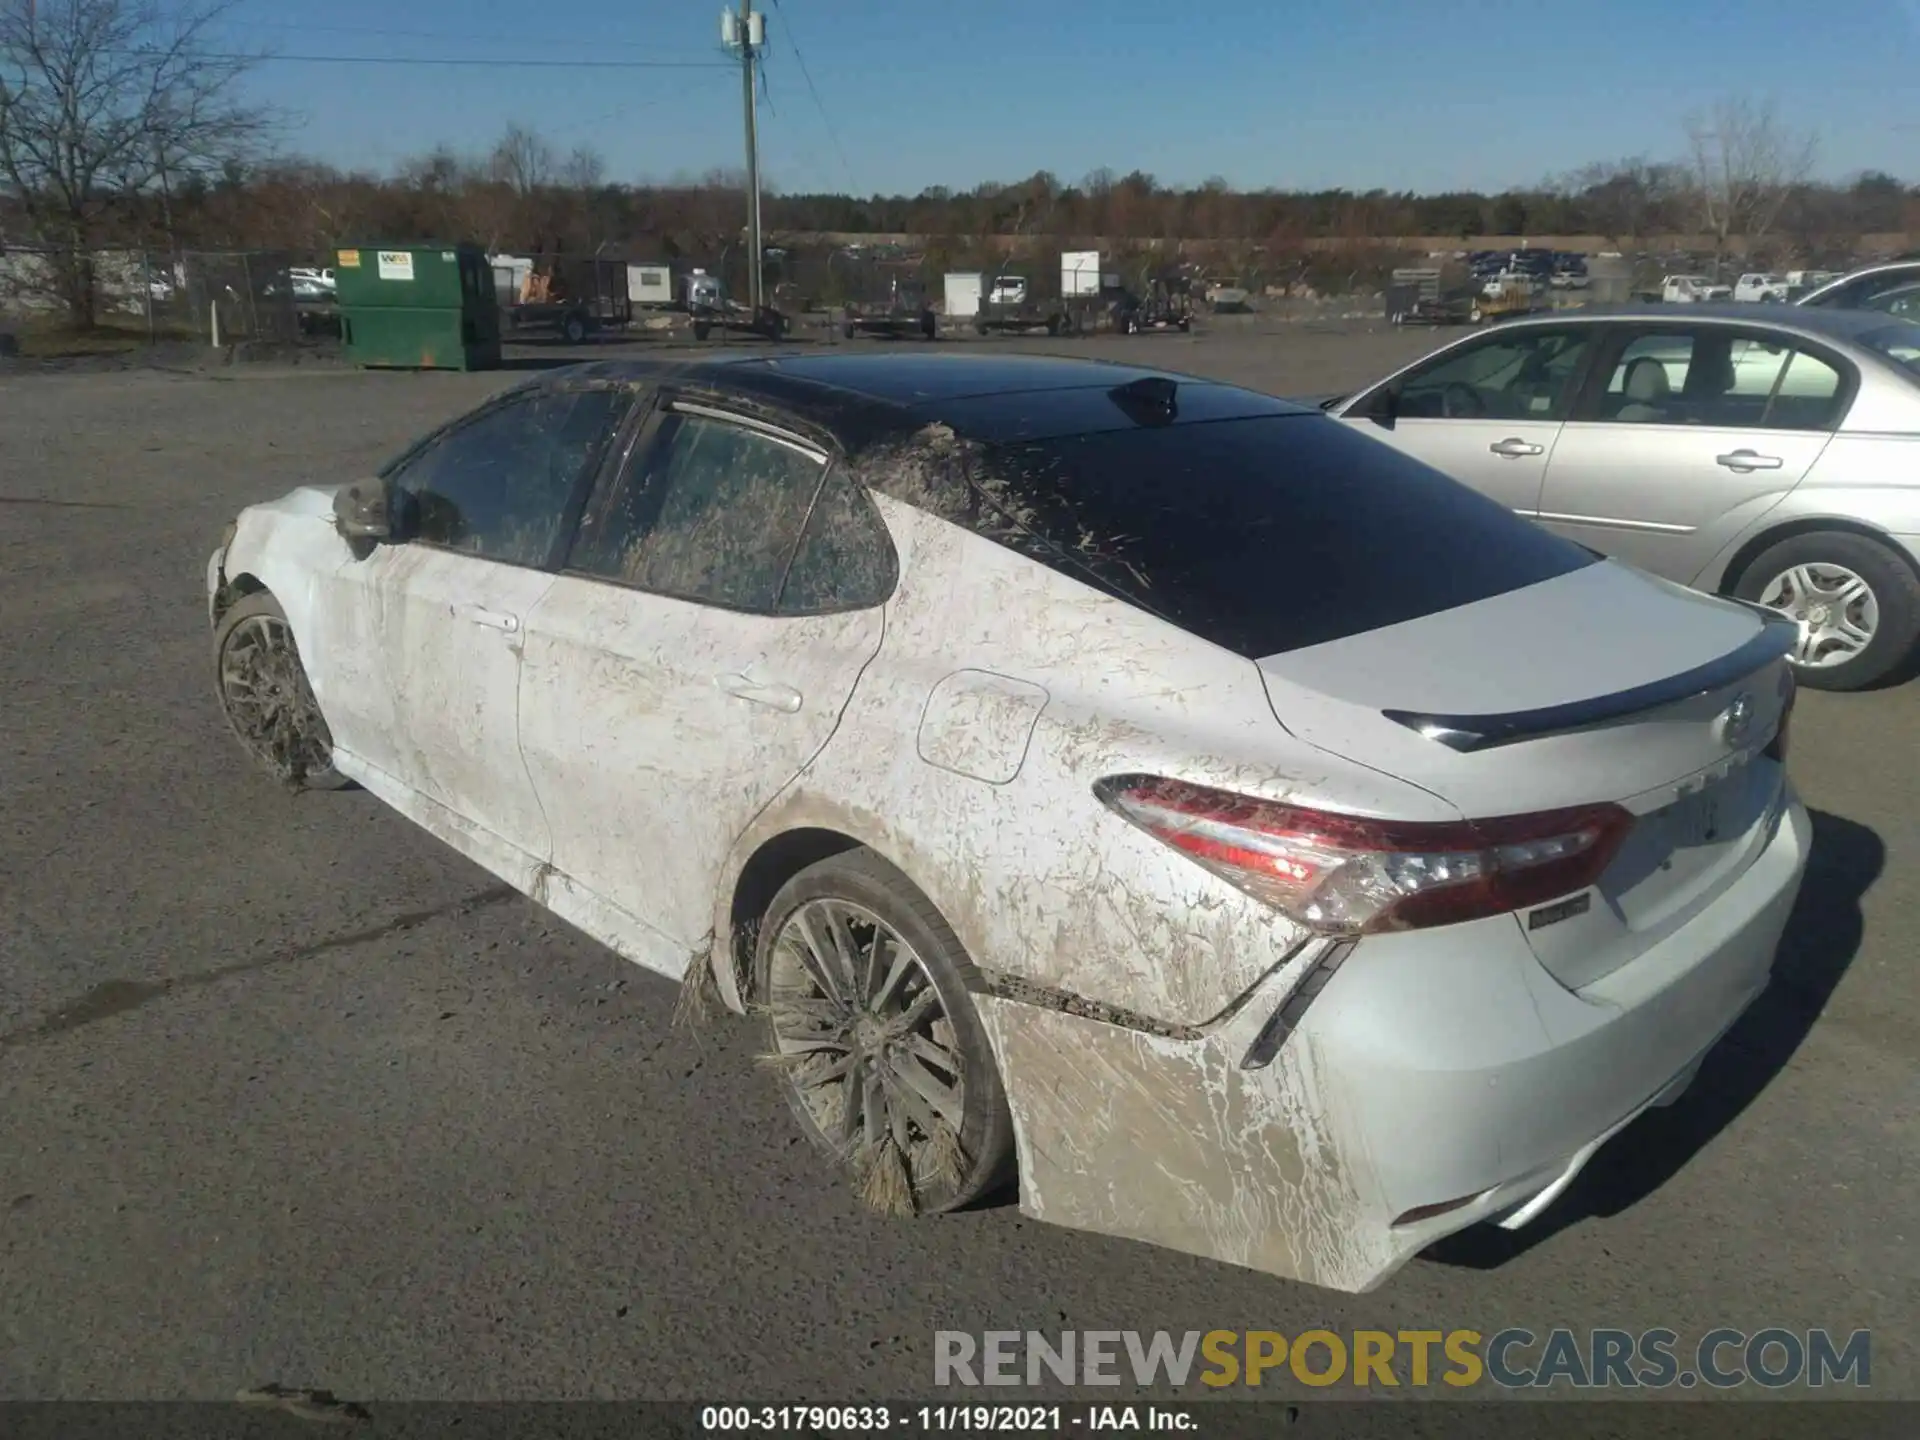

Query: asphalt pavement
[2,325,1916,1401]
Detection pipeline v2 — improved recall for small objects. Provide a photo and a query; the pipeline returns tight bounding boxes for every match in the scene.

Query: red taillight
[1095,776,1633,936]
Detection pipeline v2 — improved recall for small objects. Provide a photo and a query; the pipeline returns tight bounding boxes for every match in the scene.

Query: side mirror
[1365,384,1400,429]
[333,476,395,542]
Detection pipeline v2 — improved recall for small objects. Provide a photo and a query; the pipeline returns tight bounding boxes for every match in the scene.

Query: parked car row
[208,343,1820,1295]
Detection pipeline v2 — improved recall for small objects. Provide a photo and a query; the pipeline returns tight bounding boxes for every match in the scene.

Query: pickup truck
[1733,272,1790,303]
[1660,275,1733,303]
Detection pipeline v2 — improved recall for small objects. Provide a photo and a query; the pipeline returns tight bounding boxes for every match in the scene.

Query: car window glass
[570,411,826,611]
[1727,339,1792,397]
[1866,284,1920,321]
[1603,331,1843,430]
[1394,329,1592,421]
[390,388,626,566]
[1860,322,1920,384]
[975,415,1596,659]
[779,469,897,613]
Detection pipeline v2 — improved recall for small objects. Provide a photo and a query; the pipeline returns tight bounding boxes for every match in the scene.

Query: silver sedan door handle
[1716,450,1784,472]
[718,673,803,713]
[1489,437,1545,457]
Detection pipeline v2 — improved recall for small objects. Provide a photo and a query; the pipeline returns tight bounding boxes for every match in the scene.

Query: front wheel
[1734,531,1920,691]
[213,591,350,789]
[755,849,1015,1216]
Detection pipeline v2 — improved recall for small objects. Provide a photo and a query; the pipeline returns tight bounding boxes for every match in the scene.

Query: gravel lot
[2,325,1916,1402]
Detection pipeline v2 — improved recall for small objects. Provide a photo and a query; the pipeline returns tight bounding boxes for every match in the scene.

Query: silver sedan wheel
[766,898,967,1193]
[1757,563,1880,669]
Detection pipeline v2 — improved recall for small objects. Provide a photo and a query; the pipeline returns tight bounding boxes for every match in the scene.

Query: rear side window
[778,469,897,613]
[969,415,1596,658]
[1600,330,1847,431]
[568,410,827,612]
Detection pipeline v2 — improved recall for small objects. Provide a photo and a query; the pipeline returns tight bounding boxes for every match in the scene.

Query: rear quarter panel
[1695,435,1920,589]
[712,495,1454,1030]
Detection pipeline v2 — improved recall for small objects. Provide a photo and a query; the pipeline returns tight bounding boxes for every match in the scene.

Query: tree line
[4,0,1914,323]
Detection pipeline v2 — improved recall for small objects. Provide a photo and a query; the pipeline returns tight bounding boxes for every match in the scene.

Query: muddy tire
[213,591,350,789]
[755,848,1015,1214]
[1732,530,1920,691]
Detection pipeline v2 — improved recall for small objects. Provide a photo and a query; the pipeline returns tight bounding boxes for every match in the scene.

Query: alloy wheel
[218,613,336,782]
[766,897,968,1198]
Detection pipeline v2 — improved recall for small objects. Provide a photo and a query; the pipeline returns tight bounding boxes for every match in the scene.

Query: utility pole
[724,2,766,312]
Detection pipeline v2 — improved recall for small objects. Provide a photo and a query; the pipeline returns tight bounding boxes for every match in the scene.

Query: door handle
[466,607,520,633]
[718,673,803,713]
[1716,450,1783,472]
[1489,437,1545,457]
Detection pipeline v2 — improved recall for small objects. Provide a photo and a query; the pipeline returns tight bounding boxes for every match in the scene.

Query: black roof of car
[537,351,1316,452]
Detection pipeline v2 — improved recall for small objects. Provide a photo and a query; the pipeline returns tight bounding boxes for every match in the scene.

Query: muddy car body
[209,353,1810,1292]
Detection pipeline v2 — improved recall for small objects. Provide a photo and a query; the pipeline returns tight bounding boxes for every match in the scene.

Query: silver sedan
[1325,304,1920,689]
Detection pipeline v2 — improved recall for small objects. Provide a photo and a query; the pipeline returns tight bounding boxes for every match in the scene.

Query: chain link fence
[0,247,306,344]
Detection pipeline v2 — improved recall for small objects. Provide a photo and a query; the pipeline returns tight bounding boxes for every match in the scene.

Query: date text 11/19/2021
[700,1405,1195,1431]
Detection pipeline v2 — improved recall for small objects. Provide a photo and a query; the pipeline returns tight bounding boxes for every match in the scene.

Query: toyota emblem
[1720,692,1756,749]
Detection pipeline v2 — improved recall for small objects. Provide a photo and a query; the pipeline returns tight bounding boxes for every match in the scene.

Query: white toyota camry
[208,352,1810,1292]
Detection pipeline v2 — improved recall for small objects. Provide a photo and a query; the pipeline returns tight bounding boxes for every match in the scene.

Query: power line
[149,49,734,70]
[767,0,854,189]
[216,20,714,55]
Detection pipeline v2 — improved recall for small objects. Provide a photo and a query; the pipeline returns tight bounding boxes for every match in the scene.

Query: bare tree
[0,0,268,324]
[561,145,606,195]
[489,123,554,200]
[1557,155,1689,246]
[1685,97,1816,266]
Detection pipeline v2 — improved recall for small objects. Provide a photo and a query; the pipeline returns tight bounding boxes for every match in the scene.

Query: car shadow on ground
[1422,805,1881,1271]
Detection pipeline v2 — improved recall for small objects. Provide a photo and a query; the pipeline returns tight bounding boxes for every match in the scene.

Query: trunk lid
[1255,562,1796,989]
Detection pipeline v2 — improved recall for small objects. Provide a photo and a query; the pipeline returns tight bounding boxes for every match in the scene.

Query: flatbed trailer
[689,301,791,341]
[843,278,937,339]
[501,257,631,343]
[973,298,1083,336]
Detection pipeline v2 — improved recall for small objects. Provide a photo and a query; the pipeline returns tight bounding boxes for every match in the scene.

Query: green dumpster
[334,243,501,371]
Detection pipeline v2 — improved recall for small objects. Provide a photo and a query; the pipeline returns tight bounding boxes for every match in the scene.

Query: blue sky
[218,0,1920,194]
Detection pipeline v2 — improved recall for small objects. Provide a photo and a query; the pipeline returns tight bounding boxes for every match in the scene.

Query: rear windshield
[970,414,1598,658]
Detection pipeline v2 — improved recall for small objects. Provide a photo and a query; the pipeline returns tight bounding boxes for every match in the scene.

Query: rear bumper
[977,790,1811,1293]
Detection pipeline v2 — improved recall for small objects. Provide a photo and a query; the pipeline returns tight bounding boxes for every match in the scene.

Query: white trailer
[626,263,675,308]
[943,271,983,319]
[1061,250,1102,298]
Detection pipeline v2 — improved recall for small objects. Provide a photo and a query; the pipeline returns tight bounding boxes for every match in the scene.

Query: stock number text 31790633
[700,1406,1095,1432]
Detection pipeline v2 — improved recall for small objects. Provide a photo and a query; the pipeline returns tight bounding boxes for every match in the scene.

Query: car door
[1536,325,1849,581]
[517,396,893,966]
[1336,325,1598,516]
[312,383,632,882]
